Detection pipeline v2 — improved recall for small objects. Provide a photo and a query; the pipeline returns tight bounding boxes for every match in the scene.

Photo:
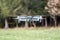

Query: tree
[45,0,60,26]
[0,0,22,28]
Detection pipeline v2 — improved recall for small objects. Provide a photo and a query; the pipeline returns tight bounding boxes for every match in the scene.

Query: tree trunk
[4,18,9,29]
[32,21,36,27]
[45,18,47,27]
[25,21,28,28]
[16,19,18,28]
[41,19,43,26]
[50,18,51,26]
[53,16,56,27]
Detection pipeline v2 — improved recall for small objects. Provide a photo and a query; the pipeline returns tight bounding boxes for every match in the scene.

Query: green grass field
[0,28,60,40]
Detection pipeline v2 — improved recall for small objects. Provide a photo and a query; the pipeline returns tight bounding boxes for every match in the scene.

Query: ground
[0,27,60,40]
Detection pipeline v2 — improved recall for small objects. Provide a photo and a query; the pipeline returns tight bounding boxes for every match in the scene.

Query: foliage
[0,0,48,17]
[16,0,48,15]
[46,0,60,15]
[0,0,22,17]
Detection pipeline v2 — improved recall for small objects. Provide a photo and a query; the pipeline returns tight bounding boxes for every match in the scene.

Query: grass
[0,27,60,40]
